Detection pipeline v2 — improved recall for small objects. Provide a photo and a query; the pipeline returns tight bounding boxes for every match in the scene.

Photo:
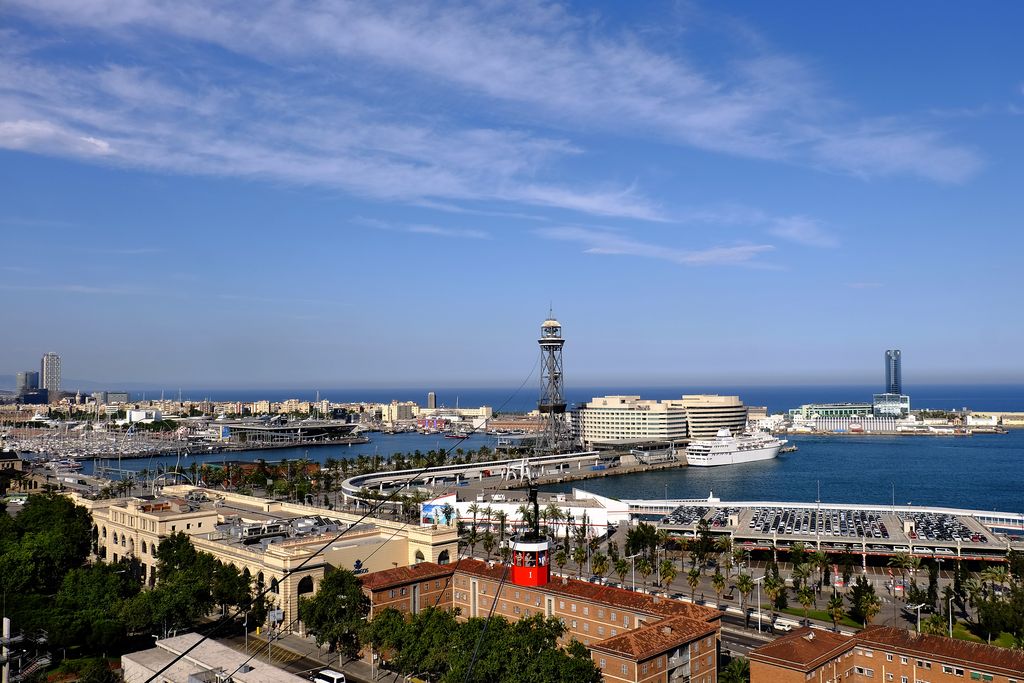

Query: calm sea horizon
[128,383,1024,415]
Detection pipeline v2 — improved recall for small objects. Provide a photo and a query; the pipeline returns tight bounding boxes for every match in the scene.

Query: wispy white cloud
[407,225,489,240]
[537,227,775,267]
[0,0,982,231]
[354,217,489,240]
[768,216,839,248]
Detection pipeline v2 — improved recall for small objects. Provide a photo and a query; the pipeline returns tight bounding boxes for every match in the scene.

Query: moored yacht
[685,428,786,467]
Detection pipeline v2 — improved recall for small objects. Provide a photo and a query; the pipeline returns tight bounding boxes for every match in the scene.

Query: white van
[313,670,346,683]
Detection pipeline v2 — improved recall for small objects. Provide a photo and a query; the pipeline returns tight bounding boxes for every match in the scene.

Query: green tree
[687,567,701,601]
[719,657,750,683]
[615,557,629,587]
[712,569,726,605]
[848,575,881,627]
[827,591,845,631]
[636,556,653,590]
[78,659,121,683]
[763,575,785,626]
[573,545,588,578]
[736,573,755,627]
[659,559,677,590]
[591,553,609,582]
[797,585,815,624]
[299,568,370,660]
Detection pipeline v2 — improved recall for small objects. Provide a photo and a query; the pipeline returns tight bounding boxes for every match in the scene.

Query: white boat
[685,429,786,467]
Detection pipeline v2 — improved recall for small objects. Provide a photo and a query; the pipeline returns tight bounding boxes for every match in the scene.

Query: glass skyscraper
[884,349,902,395]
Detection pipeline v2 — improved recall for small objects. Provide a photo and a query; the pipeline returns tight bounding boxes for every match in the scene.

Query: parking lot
[657,503,1006,558]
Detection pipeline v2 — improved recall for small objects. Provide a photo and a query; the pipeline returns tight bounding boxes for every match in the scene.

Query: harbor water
[85,430,1024,514]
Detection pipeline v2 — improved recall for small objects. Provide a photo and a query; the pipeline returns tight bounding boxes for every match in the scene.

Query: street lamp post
[626,553,640,592]
[909,603,925,633]
[753,575,766,633]
[948,596,955,638]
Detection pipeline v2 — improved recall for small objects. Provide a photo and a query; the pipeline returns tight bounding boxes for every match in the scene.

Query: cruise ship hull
[685,442,783,467]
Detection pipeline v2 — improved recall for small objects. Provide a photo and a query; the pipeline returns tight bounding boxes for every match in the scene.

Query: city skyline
[2,2,1023,387]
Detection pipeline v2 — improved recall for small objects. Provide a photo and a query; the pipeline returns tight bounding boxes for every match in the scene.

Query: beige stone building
[69,485,458,632]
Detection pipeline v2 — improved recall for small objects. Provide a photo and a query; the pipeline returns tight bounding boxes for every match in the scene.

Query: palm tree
[615,557,630,587]
[719,657,750,683]
[763,575,785,627]
[592,553,609,583]
[888,553,910,594]
[862,592,881,626]
[466,529,480,557]
[573,545,588,578]
[736,573,755,627]
[962,576,982,610]
[467,503,481,534]
[791,562,811,591]
[811,550,829,588]
[494,511,508,545]
[660,559,677,591]
[636,557,653,591]
[797,585,815,624]
[716,536,734,577]
[554,549,568,574]
[981,566,1009,598]
[687,567,701,602]
[544,503,563,537]
[712,570,726,606]
[908,555,922,582]
[482,531,496,560]
[827,591,845,631]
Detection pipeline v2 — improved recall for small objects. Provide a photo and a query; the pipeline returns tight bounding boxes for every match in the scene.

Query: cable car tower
[537,313,571,453]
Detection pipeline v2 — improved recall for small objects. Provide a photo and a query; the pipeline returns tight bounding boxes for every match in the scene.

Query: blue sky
[2,1,1022,388]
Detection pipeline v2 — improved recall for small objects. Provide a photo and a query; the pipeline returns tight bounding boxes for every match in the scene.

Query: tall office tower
[427,391,436,409]
[41,352,61,397]
[15,370,39,395]
[537,314,571,453]
[884,349,902,395]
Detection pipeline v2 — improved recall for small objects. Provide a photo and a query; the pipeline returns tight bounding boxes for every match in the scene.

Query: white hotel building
[571,394,749,449]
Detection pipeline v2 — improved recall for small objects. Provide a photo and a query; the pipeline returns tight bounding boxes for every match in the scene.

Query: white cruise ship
[685,428,787,467]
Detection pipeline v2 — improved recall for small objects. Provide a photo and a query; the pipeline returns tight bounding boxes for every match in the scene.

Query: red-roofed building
[749,625,1024,683]
[361,554,722,683]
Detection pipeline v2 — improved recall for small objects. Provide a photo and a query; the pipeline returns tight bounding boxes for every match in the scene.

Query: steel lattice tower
[537,314,570,453]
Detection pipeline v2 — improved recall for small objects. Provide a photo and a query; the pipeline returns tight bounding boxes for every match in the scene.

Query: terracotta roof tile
[590,616,717,661]
[857,626,1024,675]
[359,562,453,591]
[456,560,721,623]
[748,627,854,671]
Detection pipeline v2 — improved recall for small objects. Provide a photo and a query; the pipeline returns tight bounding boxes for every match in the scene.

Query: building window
[571,620,577,628]
[583,623,589,632]
[610,611,616,621]
[900,657,908,665]
[583,606,589,616]
[641,664,648,674]
[886,654,893,662]
[598,626,604,636]
[571,603,577,612]
[400,587,407,596]
[559,601,565,609]
[514,606,520,614]
[599,659,605,669]
[621,665,628,675]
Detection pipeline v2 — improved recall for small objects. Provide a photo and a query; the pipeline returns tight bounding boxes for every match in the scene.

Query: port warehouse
[632,498,1024,562]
